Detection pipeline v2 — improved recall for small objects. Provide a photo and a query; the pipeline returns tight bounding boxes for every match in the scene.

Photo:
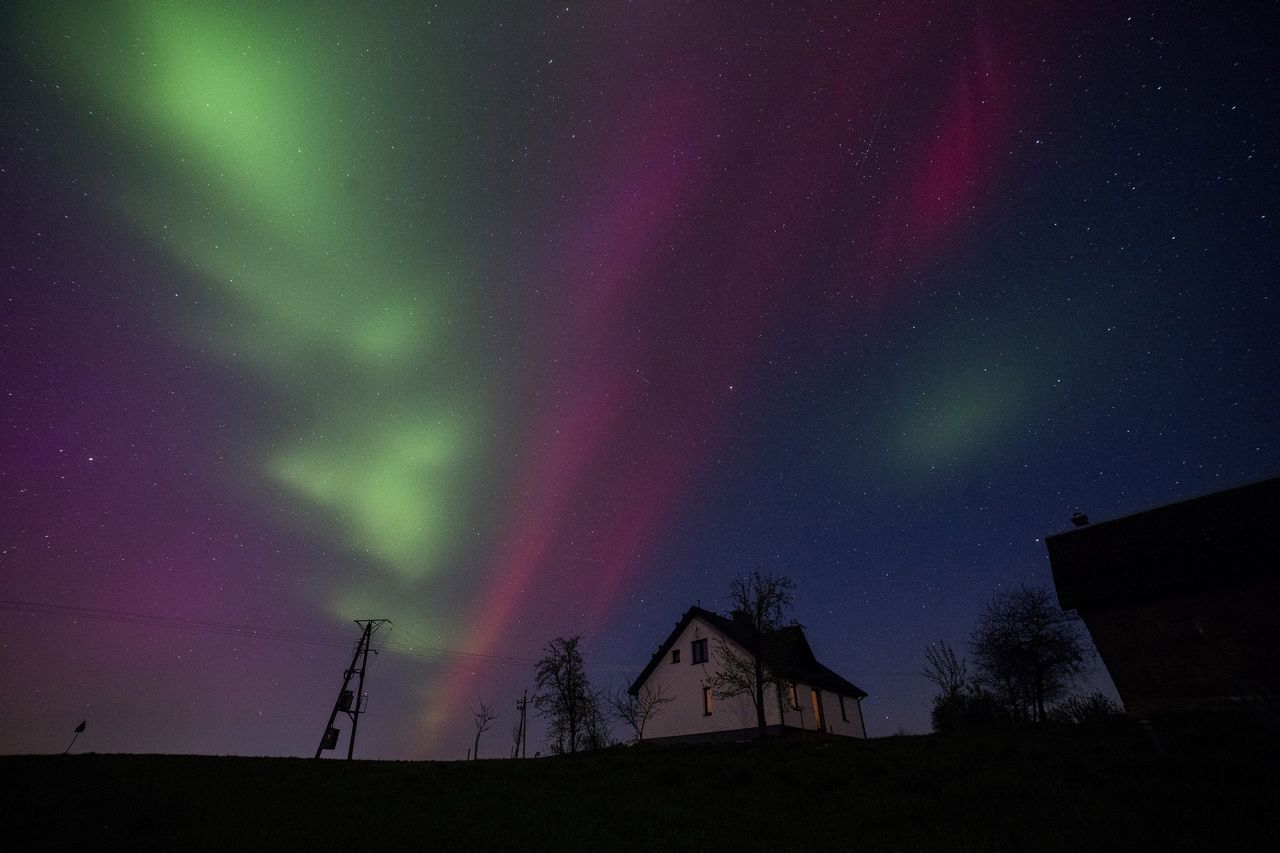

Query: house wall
[641,618,760,740]
[775,682,866,738]
[1078,576,1280,715]
[638,616,866,740]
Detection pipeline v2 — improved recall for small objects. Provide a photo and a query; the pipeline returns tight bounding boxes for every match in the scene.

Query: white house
[627,606,868,742]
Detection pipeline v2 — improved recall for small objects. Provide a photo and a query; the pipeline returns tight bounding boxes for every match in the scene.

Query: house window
[691,638,708,664]
[671,649,680,664]
[788,683,800,710]
[839,695,849,723]
[702,686,713,716]
[811,689,824,731]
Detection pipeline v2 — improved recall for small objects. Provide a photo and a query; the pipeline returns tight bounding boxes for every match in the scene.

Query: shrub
[1049,691,1124,724]
[931,689,1011,734]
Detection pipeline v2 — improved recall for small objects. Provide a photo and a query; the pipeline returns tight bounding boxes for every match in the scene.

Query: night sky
[2,1,1276,760]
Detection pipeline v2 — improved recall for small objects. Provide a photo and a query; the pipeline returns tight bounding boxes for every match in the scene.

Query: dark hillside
[5,717,1276,851]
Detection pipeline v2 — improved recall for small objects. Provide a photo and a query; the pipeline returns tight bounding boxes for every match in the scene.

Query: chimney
[1071,512,1090,528]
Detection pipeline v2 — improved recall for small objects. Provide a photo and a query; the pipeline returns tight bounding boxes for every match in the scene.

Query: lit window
[702,686,713,716]
[671,649,681,664]
[789,683,799,709]
[691,638,708,664]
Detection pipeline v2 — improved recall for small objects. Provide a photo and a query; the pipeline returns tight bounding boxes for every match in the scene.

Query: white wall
[641,617,760,740]
[637,616,866,740]
[774,681,866,738]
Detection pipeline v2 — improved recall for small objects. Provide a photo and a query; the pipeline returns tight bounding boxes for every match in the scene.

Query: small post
[64,720,86,755]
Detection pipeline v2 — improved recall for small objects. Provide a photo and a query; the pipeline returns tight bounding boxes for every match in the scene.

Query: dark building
[1045,476,1280,716]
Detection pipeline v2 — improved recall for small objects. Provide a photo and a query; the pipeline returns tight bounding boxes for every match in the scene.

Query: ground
[5,715,1276,851]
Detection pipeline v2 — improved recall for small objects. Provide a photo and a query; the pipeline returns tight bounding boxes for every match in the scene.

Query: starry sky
[2,1,1276,759]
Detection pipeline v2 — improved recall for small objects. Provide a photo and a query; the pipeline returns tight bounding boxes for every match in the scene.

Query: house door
[811,689,825,732]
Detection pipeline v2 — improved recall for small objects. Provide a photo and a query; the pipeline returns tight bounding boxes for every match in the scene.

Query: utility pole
[314,619,390,760]
[512,690,528,758]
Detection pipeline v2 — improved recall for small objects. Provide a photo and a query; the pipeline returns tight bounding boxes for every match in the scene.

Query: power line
[0,598,642,672]
[0,600,352,650]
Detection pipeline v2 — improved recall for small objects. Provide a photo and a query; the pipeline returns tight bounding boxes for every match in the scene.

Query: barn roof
[628,606,867,699]
[1046,475,1280,610]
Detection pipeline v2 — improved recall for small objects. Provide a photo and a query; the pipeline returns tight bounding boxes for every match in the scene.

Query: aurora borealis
[3,1,1277,759]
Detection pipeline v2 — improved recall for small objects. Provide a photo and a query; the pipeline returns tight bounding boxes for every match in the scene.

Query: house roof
[1045,475,1280,610]
[627,606,868,699]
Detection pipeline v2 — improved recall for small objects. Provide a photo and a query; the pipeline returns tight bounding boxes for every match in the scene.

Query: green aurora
[22,1,495,635]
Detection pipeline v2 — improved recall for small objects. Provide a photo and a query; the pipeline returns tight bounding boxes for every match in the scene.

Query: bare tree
[472,701,498,760]
[611,682,674,742]
[970,585,1090,723]
[704,571,797,741]
[533,635,600,754]
[581,687,614,750]
[921,640,968,701]
[920,640,1006,734]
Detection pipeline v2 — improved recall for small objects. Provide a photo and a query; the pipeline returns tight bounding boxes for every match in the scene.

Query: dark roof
[1046,475,1280,610]
[628,606,867,699]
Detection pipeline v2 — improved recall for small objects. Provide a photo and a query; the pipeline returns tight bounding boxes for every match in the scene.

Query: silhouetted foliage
[970,585,1089,724]
[921,640,1008,734]
[533,635,604,754]
[581,687,614,750]
[610,682,674,742]
[1049,691,1124,725]
[704,571,797,741]
[930,688,1011,734]
[471,701,498,760]
[921,640,968,701]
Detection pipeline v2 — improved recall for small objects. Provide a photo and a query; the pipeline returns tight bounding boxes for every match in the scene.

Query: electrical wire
[0,598,641,672]
[0,599,354,650]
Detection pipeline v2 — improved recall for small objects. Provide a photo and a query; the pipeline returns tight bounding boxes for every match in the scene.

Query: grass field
[5,716,1277,851]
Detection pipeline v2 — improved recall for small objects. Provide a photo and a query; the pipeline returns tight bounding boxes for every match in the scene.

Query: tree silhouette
[920,640,1005,733]
[704,571,797,741]
[970,585,1089,723]
[533,635,601,754]
[581,687,613,750]
[921,640,968,701]
[611,682,674,742]
[472,701,498,760]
